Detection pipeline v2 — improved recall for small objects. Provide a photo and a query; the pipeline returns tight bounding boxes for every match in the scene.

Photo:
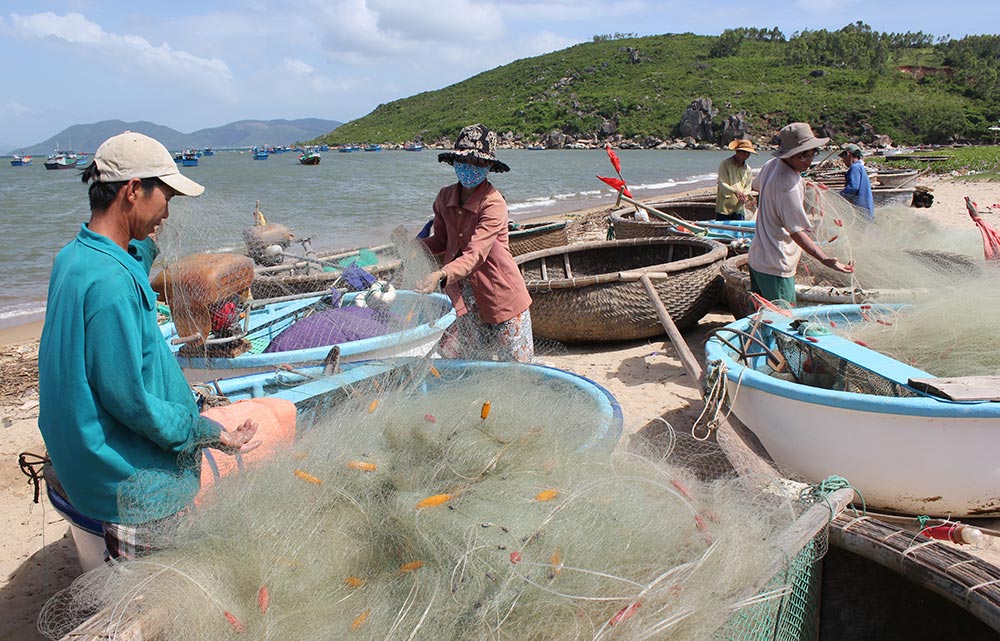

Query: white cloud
[0,101,33,117]
[282,58,316,76]
[10,12,104,43]
[9,12,235,97]
[369,0,504,42]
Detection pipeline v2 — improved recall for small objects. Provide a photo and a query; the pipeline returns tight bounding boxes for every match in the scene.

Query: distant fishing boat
[174,151,198,167]
[44,149,79,170]
[9,154,31,166]
[338,144,359,153]
[252,146,269,160]
[403,142,423,151]
[363,143,381,152]
[202,148,215,156]
[298,150,321,165]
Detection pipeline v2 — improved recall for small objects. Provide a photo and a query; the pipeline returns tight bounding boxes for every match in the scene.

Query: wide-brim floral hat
[437,123,510,173]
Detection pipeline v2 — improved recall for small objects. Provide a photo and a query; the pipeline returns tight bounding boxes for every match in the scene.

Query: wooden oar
[628,271,784,480]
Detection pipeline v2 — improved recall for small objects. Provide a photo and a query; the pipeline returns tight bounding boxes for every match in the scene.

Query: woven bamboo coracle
[508,221,569,256]
[609,201,720,240]
[516,237,727,343]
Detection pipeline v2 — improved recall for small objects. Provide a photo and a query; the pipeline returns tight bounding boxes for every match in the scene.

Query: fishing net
[145,196,458,364]
[765,181,1000,379]
[38,352,834,641]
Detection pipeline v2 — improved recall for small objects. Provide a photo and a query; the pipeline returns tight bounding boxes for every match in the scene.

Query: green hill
[321,26,999,147]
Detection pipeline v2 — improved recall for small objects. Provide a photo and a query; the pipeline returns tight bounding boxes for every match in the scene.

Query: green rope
[915,515,931,529]
[799,475,866,521]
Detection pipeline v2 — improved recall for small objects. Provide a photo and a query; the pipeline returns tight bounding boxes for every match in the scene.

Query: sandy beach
[2,175,999,640]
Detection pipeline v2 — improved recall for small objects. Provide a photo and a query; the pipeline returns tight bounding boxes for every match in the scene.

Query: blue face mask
[454,162,490,189]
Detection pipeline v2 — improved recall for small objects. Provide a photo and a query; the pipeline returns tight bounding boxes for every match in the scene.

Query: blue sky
[0,1,996,151]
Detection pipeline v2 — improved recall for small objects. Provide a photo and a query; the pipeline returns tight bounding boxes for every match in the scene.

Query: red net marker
[596,175,632,198]
[966,196,1000,261]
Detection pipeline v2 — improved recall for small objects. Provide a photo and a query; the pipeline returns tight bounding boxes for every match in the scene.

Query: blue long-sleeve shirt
[38,225,220,524]
[840,160,875,220]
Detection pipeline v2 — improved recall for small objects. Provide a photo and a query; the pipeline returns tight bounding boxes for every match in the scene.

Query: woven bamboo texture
[516,237,727,343]
[831,513,1000,633]
[508,221,569,256]
[609,201,719,240]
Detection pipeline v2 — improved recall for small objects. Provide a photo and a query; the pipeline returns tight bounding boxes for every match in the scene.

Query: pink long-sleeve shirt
[422,181,532,324]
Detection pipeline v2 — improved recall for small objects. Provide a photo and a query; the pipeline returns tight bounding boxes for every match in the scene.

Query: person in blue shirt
[839,143,875,220]
[38,132,257,561]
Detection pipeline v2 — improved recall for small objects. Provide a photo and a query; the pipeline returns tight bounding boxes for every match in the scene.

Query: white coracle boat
[705,303,1000,518]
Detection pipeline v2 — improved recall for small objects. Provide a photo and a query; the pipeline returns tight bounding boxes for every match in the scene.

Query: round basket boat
[508,221,569,256]
[874,168,920,187]
[609,201,719,240]
[516,237,727,343]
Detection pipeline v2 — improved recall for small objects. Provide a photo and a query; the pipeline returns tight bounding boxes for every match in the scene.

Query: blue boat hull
[205,359,624,451]
[162,291,457,377]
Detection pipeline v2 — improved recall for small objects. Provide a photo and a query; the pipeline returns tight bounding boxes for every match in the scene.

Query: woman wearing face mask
[415,124,534,362]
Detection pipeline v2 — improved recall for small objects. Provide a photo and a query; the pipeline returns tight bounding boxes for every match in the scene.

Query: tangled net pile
[39,361,813,640]
[795,183,999,376]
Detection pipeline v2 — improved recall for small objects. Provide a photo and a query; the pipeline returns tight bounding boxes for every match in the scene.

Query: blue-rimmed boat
[705,304,1000,517]
[252,146,269,160]
[10,154,31,166]
[161,291,456,379]
[174,151,198,167]
[202,358,624,451]
[363,143,381,152]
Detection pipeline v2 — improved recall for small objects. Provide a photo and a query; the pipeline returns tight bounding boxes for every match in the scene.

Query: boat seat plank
[908,377,1000,402]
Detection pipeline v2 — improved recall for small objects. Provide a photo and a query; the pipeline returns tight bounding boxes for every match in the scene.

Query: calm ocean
[0,148,730,327]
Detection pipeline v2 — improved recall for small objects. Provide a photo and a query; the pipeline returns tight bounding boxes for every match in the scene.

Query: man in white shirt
[748,123,853,305]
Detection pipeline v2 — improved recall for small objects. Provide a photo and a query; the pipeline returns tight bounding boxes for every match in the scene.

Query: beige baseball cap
[92,131,204,196]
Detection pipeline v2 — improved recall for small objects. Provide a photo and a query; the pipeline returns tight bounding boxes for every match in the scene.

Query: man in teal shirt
[38,132,256,560]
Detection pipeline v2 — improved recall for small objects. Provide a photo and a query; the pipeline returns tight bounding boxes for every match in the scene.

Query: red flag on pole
[966,196,1000,261]
[596,175,632,198]
[605,143,622,176]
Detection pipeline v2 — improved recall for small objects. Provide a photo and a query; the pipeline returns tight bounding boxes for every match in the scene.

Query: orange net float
[196,397,297,505]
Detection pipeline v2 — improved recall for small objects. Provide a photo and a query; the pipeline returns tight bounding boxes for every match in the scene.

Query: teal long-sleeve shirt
[38,224,221,524]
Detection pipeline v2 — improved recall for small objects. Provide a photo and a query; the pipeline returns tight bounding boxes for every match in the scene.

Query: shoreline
[0,181,718,343]
[0,172,993,346]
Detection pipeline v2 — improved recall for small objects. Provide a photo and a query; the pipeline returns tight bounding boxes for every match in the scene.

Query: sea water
[0,148,729,326]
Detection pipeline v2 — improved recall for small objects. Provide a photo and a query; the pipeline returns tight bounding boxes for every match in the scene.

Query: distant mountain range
[6,118,342,155]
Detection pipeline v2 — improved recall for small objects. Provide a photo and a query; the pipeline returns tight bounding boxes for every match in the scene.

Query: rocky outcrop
[542,129,568,149]
[678,98,718,143]
[718,112,749,147]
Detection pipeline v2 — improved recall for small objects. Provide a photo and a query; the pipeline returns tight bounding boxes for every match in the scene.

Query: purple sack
[264,306,399,353]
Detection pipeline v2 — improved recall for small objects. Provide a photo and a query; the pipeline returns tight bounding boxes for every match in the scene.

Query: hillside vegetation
[321,23,999,148]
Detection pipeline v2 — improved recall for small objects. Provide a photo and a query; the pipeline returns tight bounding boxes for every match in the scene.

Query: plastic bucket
[46,484,106,573]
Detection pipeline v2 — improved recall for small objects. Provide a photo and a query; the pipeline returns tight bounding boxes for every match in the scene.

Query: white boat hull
[725,380,1000,517]
[706,303,1000,518]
